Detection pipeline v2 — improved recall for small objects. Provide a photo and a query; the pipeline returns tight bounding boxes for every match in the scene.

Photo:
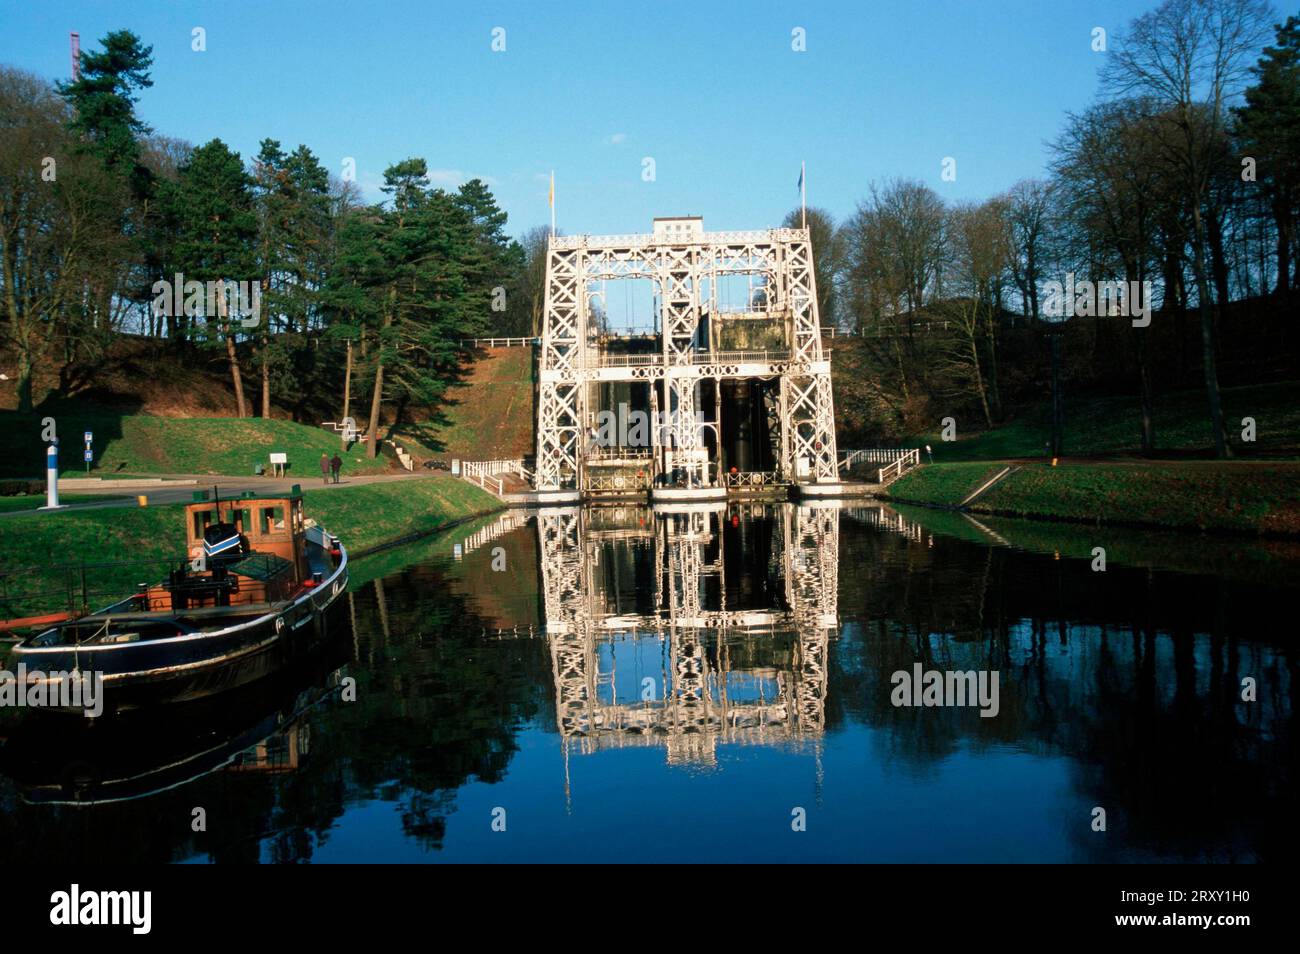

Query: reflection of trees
[293,563,553,854]
[836,511,1298,861]
[0,550,554,863]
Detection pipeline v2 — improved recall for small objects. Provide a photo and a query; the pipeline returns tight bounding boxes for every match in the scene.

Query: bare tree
[1103,0,1275,457]
[782,206,840,329]
[1003,179,1055,324]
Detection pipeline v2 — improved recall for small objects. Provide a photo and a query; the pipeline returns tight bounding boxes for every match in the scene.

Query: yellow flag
[548,170,554,208]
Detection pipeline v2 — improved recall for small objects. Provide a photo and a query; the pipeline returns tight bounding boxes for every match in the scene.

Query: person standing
[319,453,330,485]
[330,453,343,484]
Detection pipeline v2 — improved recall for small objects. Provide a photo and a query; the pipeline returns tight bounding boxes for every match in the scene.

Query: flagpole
[549,170,556,238]
[794,162,808,231]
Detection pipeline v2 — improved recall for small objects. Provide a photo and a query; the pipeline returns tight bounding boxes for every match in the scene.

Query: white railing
[710,301,790,317]
[587,349,795,368]
[723,471,788,488]
[585,472,652,493]
[839,448,917,470]
[823,322,951,339]
[551,228,803,251]
[587,447,654,462]
[459,336,537,348]
[321,420,363,440]
[460,458,534,494]
[875,449,920,484]
[469,458,528,477]
[460,461,504,495]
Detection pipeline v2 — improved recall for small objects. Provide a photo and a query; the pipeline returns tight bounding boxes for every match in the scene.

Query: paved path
[0,471,431,518]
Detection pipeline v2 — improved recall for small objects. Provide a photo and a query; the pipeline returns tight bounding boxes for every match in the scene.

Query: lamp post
[1047,324,1064,459]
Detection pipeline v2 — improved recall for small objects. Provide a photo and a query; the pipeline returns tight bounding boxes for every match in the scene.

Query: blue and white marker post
[84,430,93,474]
[41,442,63,510]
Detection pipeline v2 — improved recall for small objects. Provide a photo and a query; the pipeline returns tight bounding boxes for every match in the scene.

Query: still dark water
[1,502,1295,863]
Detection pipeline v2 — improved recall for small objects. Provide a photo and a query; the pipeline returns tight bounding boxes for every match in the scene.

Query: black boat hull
[8,550,348,713]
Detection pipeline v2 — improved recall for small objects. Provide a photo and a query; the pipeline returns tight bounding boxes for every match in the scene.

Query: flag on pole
[799,161,807,230]
[549,170,555,237]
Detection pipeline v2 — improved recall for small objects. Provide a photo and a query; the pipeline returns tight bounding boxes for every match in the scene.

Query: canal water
[0,502,1294,863]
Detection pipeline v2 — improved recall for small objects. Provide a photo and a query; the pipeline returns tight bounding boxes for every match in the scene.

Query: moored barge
[7,486,348,712]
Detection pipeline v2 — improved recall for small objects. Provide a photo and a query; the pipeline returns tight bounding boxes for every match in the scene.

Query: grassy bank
[909,380,1300,461]
[299,478,500,554]
[0,476,500,622]
[890,504,1300,588]
[0,410,400,480]
[885,460,1300,535]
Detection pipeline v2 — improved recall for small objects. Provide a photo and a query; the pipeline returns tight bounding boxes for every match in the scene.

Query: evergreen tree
[164,138,258,416]
[1235,15,1300,294]
[56,29,154,193]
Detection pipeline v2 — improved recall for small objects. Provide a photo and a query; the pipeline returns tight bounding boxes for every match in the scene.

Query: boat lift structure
[534,219,844,503]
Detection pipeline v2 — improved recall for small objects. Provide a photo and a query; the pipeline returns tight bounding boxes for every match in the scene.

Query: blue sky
[2,0,1151,240]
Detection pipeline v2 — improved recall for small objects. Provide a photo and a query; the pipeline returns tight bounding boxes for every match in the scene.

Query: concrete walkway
[0,470,427,518]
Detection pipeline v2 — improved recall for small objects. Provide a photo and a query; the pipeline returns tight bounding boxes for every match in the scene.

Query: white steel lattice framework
[535,227,839,491]
[535,504,837,755]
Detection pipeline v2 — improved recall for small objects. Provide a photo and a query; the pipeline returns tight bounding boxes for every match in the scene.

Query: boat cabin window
[260,506,286,535]
[192,509,216,538]
[192,508,250,538]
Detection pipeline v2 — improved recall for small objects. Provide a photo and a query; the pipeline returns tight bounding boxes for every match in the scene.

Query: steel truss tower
[535,225,839,493]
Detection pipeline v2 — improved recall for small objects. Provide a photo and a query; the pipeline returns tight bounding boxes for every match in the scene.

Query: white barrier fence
[838,447,920,484]
[458,337,537,348]
[458,458,532,496]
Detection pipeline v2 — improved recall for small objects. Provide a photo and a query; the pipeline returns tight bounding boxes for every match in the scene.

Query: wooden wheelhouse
[134,487,315,613]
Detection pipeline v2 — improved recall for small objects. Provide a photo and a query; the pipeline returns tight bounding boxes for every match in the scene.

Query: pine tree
[164,138,258,416]
[1235,15,1300,294]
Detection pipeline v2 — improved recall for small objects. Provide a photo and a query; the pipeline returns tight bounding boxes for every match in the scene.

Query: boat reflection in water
[0,615,350,807]
[536,502,841,772]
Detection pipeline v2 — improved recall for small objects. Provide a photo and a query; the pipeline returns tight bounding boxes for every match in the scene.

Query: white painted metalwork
[535,221,839,491]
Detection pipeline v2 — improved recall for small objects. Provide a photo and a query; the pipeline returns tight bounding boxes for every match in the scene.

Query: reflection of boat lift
[536,504,838,764]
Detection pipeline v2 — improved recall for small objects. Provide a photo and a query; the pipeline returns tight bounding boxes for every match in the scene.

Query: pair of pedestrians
[319,453,343,484]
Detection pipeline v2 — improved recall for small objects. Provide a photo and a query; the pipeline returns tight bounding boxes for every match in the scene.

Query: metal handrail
[458,336,537,348]
[723,471,787,488]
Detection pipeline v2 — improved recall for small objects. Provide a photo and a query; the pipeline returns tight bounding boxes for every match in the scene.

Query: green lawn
[300,477,499,555]
[0,410,400,480]
[910,381,1300,461]
[884,462,1007,506]
[0,475,499,622]
[885,460,1300,535]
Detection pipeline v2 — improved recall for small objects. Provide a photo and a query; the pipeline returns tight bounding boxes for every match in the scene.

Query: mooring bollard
[43,443,61,510]
[137,494,148,507]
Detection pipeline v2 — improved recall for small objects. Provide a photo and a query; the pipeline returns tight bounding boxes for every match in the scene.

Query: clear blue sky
[2,0,1151,240]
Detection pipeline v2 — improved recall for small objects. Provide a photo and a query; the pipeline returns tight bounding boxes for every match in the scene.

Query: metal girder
[534,224,839,491]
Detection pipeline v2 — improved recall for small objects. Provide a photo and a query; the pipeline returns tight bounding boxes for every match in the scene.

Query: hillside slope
[420,346,535,460]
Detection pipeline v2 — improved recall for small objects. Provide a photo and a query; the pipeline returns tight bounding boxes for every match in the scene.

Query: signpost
[84,430,93,474]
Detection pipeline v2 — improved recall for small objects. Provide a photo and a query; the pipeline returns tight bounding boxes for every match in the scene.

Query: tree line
[797,0,1296,456]
[0,30,539,455]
